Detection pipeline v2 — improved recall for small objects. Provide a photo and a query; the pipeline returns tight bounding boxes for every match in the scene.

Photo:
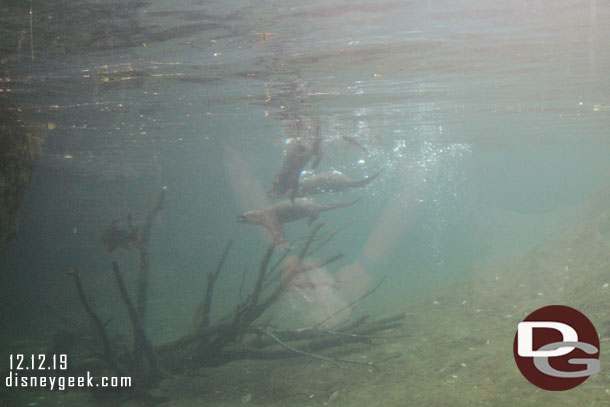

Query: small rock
[241,393,252,403]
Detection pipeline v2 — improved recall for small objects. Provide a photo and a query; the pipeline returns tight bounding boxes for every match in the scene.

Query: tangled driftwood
[67,188,404,396]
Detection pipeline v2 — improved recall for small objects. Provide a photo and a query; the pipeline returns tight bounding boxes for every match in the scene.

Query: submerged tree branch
[67,269,123,376]
[136,186,167,327]
[200,239,233,329]
[68,223,403,390]
[256,328,341,366]
[112,261,160,386]
[313,275,387,329]
[299,223,324,259]
[250,245,275,307]
[308,220,357,255]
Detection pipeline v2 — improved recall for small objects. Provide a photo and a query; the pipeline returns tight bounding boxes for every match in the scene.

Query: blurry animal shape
[295,169,384,197]
[268,117,323,201]
[101,214,141,253]
[340,135,368,153]
[237,198,360,246]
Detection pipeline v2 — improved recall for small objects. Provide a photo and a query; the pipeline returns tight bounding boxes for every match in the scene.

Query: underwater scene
[1,0,610,405]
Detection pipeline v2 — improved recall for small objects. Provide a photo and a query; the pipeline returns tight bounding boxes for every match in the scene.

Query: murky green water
[1,0,609,405]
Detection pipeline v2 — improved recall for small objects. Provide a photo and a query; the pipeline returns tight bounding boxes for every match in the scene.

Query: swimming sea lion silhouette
[295,168,384,197]
[268,120,323,201]
[237,198,359,246]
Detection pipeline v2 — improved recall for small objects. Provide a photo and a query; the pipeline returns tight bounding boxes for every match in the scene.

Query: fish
[237,198,360,246]
[101,214,141,253]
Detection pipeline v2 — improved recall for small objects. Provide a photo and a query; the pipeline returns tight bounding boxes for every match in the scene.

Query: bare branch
[67,269,123,376]
[312,275,387,329]
[256,328,379,368]
[200,239,233,329]
[299,223,324,259]
[256,328,340,366]
[265,247,292,286]
[136,186,167,326]
[309,220,357,255]
[238,268,250,302]
[250,246,275,306]
[112,261,160,385]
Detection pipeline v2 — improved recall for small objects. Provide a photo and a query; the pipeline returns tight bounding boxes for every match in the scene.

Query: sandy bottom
[4,202,610,407]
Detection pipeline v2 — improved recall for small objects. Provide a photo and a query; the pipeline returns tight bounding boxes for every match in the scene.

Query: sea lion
[237,198,359,246]
[268,118,323,201]
[295,168,384,197]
